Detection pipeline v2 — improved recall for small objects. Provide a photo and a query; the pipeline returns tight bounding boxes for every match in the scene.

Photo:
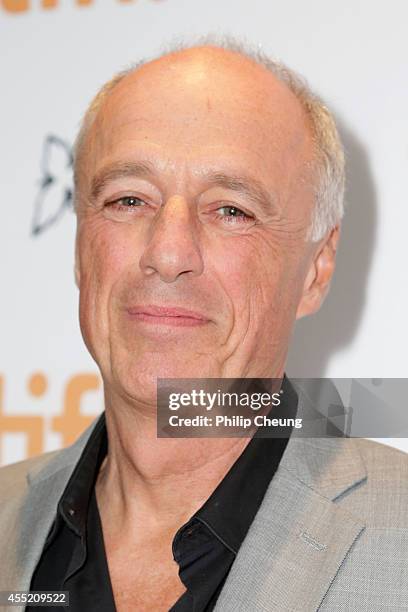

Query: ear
[296,226,340,319]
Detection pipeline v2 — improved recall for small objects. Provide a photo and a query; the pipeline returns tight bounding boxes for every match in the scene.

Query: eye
[106,196,147,210]
[215,205,253,223]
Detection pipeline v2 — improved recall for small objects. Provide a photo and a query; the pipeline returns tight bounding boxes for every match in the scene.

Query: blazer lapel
[214,434,367,612]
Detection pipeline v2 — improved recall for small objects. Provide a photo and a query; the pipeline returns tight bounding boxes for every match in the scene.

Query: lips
[126,305,210,327]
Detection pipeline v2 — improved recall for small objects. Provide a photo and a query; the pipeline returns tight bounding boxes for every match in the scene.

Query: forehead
[85,49,314,185]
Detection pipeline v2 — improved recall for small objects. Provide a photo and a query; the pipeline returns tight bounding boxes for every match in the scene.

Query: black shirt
[28,377,298,612]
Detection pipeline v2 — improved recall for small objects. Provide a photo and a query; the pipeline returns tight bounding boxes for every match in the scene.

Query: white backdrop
[1,0,407,465]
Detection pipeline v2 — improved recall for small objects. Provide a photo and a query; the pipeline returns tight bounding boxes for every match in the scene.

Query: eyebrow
[89,161,277,215]
[204,172,277,215]
[90,161,155,201]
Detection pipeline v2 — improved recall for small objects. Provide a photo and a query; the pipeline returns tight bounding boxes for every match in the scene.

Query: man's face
[75,48,329,406]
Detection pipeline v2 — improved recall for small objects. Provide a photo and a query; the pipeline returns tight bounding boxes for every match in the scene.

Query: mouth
[126,305,210,327]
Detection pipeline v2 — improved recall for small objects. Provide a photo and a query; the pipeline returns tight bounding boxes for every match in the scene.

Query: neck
[96,391,251,538]
[96,361,286,537]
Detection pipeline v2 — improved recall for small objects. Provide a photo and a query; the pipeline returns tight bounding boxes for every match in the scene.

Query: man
[1,40,407,612]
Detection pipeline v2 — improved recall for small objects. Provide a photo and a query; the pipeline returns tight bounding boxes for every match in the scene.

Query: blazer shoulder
[0,450,62,499]
[354,437,408,479]
[342,438,408,527]
[0,415,102,506]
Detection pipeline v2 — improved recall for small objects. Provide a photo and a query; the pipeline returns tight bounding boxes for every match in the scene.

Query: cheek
[209,232,306,326]
[207,234,277,320]
[77,220,141,341]
[209,238,253,294]
[79,221,137,289]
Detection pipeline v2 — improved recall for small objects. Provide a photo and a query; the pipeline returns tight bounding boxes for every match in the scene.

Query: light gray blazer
[1,417,408,611]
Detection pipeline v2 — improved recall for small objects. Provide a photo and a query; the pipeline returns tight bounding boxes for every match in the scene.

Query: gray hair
[73,36,345,242]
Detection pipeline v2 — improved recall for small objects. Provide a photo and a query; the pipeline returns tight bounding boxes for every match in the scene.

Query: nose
[139,195,204,283]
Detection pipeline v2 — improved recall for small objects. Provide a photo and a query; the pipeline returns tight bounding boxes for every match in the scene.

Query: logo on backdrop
[0,372,101,465]
[31,134,73,236]
[1,0,165,15]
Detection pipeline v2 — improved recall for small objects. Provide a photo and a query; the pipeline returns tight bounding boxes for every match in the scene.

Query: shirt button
[68,508,75,516]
